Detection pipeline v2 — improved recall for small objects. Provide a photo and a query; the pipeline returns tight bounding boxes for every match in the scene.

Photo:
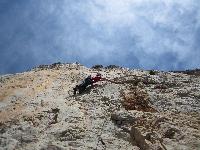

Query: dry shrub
[105,65,121,69]
[122,88,156,112]
[154,84,168,90]
[149,70,156,75]
[91,64,104,69]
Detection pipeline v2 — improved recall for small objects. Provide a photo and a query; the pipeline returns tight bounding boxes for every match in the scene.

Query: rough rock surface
[0,63,200,150]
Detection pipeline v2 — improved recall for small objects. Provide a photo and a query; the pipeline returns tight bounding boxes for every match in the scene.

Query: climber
[73,73,106,95]
[91,73,105,84]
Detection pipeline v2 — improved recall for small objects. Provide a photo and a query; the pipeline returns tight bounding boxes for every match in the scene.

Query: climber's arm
[100,78,114,83]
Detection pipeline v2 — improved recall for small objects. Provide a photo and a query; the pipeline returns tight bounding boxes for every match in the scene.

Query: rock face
[0,63,200,150]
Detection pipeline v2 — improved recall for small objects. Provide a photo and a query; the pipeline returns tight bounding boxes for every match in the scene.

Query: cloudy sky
[0,0,200,74]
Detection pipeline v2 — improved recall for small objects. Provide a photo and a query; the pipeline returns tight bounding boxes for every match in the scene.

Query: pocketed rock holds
[130,127,150,150]
[0,136,18,150]
[56,126,86,141]
[163,127,179,139]
[111,110,136,126]
[40,144,64,150]
[130,127,164,150]
[159,123,182,140]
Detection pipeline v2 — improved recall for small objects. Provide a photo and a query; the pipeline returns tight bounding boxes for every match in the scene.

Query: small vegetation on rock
[91,64,104,69]
[122,88,156,112]
[105,65,121,69]
[149,70,156,75]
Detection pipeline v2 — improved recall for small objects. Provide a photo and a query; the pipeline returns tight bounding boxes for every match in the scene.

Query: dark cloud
[0,0,200,74]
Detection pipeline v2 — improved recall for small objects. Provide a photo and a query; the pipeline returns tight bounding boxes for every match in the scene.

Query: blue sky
[0,0,200,74]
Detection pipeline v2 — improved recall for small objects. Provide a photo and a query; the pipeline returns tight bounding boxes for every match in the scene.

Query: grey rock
[0,64,199,150]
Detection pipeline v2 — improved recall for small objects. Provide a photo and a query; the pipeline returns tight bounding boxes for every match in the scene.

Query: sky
[0,0,200,74]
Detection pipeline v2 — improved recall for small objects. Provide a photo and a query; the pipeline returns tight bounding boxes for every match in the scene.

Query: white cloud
[80,0,199,66]
[46,0,200,69]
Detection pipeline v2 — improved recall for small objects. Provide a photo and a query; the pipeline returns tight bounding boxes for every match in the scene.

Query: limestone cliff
[0,63,199,150]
